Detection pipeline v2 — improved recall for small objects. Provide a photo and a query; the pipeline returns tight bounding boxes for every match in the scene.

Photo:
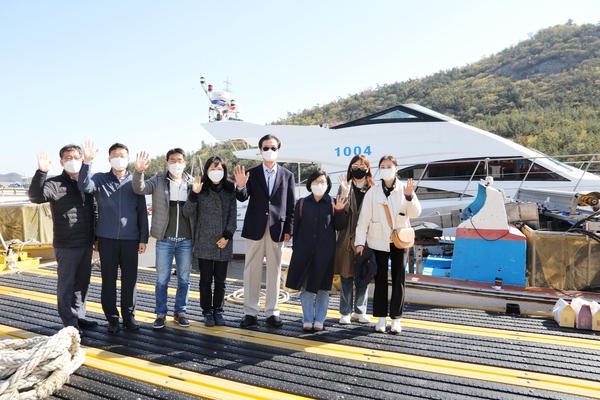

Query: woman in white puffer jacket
[355,155,421,334]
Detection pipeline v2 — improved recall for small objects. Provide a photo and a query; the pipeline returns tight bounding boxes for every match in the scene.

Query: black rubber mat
[1,265,598,400]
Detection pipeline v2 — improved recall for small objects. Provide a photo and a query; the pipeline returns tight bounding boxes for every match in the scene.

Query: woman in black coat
[285,169,347,331]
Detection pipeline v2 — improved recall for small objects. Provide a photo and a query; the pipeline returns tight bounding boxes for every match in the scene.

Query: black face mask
[351,169,367,179]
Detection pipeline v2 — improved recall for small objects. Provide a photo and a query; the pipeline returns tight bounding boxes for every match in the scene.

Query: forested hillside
[277,22,600,157]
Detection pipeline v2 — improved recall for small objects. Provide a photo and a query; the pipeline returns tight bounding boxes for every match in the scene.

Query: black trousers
[198,258,228,315]
[54,246,93,327]
[97,237,139,322]
[372,245,407,319]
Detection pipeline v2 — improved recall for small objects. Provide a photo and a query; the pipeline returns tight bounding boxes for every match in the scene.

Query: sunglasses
[351,165,367,171]
[262,146,278,152]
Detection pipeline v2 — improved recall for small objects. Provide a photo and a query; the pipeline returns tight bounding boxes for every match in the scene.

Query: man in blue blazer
[234,134,295,328]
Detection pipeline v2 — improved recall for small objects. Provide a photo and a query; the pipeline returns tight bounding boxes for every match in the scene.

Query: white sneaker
[313,321,324,331]
[339,314,352,325]
[391,319,402,333]
[352,313,370,324]
[375,317,387,333]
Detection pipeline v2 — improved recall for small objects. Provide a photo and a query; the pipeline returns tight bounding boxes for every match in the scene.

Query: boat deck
[1,263,600,399]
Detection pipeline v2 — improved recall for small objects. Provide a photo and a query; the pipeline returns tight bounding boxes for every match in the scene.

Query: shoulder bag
[382,203,415,249]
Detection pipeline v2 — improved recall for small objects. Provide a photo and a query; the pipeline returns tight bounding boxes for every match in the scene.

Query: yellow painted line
[15,269,600,352]
[0,326,310,400]
[1,285,600,398]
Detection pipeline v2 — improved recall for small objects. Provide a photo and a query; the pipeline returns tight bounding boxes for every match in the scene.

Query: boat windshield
[332,105,443,129]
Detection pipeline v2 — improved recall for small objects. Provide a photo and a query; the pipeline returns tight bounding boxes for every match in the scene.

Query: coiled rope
[0,327,85,400]
[225,288,291,305]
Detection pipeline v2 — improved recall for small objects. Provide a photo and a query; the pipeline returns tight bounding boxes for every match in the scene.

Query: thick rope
[0,327,85,400]
[225,288,291,305]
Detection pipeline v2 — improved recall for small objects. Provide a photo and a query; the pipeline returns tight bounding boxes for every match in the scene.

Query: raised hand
[135,151,151,172]
[404,178,416,197]
[192,175,203,193]
[234,165,249,188]
[337,174,349,197]
[82,140,99,164]
[37,151,52,172]
[334,194,348,211]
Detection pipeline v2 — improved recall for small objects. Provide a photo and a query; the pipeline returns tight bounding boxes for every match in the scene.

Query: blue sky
[2,0,600,176]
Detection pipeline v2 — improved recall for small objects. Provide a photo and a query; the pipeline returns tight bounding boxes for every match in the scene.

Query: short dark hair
[258,134,281,149]
[305,169,332,194]
[108,143,129,155]
[166,148,186,160]
[378,155,398,167]
[59,144,83,159]
[201,156,234,192]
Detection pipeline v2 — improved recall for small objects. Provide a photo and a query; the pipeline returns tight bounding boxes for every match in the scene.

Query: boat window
[398,158,568,182]
[331,105,443,129]
[370,110,421,121]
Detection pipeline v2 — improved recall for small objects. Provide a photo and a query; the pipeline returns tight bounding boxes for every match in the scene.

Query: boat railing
[403,153,600,200]
[0,187,29,203]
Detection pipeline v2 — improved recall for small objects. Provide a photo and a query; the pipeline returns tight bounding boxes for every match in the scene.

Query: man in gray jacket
[78,140,148,334]
[133,148,193,329]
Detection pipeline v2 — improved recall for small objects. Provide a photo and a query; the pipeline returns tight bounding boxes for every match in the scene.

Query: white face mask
[168,163,185,177]
[63,160,82,174]
[208,170,224,183]
[262,149,278,162]
[379,169,396,182]
[311,183,327,196]
[110,157,129,171]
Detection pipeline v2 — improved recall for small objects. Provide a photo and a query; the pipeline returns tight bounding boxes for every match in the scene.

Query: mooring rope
[225,288,291,305]
[0,326,85,400]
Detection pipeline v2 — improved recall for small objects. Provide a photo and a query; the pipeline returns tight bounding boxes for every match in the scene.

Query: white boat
[202,104,600,218]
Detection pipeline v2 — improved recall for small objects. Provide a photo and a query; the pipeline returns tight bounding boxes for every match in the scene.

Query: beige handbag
[383,204,415,249]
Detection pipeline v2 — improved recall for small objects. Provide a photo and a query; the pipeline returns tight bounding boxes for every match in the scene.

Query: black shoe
[72,325,84,337]
[78,319,98,328]
[152,316,166,330]
[214,310,225,326]
[240,315,258,328]
[107,320,120,334]
[266,315,283,327]
[123,317,140,331]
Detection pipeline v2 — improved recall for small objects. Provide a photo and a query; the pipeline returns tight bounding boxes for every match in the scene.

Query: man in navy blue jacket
[29,144,96,335]
[78,140,148,334]
[234,134,295,328]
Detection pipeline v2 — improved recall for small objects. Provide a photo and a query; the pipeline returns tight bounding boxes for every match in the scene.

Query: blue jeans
[300,289,329,324]
[339,276,368,316]
[155,238,192,316]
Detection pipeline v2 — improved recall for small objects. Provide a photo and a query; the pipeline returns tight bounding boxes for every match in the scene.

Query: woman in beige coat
[355,155,421,334]
[334,155,376,325]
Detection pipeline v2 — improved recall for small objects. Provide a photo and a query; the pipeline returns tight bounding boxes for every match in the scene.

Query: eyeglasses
[62,156,82,161]
[351,165,367,171]
[167,160,185,164]
[262,147,278,152]
[110,156,128,160]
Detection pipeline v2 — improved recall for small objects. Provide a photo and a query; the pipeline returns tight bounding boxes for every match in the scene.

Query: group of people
[29,133,420,335]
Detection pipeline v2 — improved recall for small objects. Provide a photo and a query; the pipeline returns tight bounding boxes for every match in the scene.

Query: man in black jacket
[29,144,97,334]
